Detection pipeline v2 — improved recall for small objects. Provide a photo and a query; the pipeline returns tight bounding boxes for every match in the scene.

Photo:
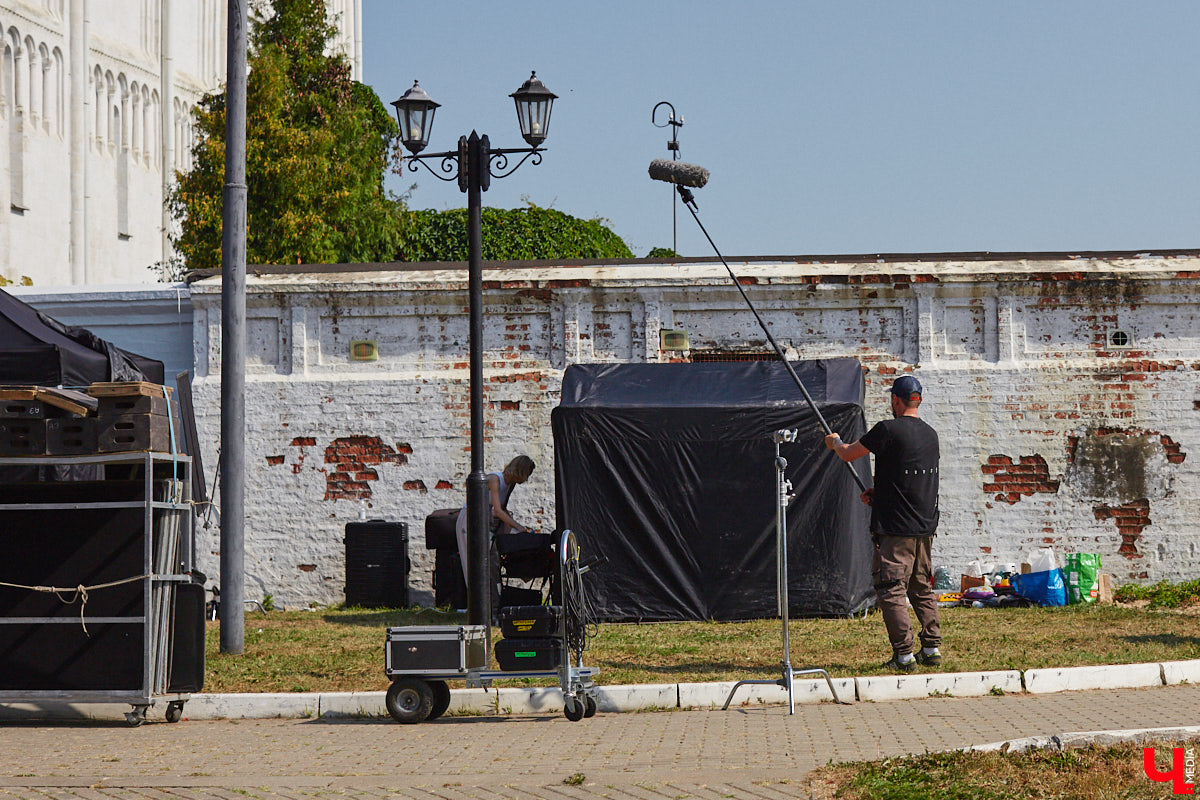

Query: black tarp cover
[553,360,875,621]
[0,288,164,387]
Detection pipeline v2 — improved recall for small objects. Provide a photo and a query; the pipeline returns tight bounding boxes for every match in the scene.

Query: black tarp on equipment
[0,288,164,387]
[552,360,875,621]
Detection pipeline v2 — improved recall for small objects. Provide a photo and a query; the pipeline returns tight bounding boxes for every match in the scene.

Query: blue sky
[360,1,1200,258]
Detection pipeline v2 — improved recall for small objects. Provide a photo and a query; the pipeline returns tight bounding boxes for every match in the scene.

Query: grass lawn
[204,602,1200,693]
[807,738,1200,799]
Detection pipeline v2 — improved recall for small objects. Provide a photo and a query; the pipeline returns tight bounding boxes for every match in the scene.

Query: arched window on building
[116,74,130,237]
[25,36,38,128]
[91,65,104,150]
[7,28,25,211]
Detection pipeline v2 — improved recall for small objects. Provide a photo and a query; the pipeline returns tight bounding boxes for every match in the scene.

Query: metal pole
[777,445,794,715]
[465,131,491,637]
[219,0,247,655]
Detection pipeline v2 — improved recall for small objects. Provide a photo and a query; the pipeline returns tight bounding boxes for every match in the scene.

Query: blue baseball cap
[889,375,923,399]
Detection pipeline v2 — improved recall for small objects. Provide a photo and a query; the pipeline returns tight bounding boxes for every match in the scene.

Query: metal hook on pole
[652,101,684,254]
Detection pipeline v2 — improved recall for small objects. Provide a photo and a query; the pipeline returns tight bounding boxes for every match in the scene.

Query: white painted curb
[966,725,1200,754]
[0,661,1186,721]
[1023,663,1164,694]
[857,670,1022,702]
[187,692,319,719]
[594,683,678,712]
[679,677,856,708]
[1161,659,1200,686]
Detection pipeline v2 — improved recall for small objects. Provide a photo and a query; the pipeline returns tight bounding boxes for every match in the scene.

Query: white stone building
[187,252,1200,610]
[0,0,362,286]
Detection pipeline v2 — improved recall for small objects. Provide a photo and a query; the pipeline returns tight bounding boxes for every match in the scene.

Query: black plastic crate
[495,636,563,671]
[0,419,46,456]
[344,520,409,608]
[499,604,562,638]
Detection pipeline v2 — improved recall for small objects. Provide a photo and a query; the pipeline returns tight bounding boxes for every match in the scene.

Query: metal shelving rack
[0,452,195,725]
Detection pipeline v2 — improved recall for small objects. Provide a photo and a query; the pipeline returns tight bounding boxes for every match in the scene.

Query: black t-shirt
[859,416,940,536]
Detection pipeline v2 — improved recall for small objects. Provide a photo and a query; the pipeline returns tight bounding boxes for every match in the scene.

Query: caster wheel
[124,707,148,727]
[386,678,434,724]
[563,696,584,722]
[427,680,451,721]
[583,694,597,718]
[165,702,184,723]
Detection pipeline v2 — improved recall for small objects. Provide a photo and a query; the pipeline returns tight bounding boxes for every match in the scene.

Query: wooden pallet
[87,381,172,399]
[0,385,98,417]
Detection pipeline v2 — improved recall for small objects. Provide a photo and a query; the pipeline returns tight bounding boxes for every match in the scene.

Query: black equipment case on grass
[499,604,563,638]
[495,636,564,671]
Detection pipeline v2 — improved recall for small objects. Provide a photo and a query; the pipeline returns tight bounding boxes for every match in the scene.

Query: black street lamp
[391,73,556,635]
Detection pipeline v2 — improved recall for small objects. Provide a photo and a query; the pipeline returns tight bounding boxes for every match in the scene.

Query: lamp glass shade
[391,81,440,155]
[510,71,556,147]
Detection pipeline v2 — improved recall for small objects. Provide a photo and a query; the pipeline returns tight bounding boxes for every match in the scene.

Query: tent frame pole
[723,429,846,712]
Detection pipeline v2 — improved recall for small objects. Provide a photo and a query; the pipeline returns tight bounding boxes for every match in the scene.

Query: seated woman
[454,454,536,583]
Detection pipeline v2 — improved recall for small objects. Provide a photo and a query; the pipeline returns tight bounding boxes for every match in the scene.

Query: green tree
[397,203,633,262]
[168,0,403,271]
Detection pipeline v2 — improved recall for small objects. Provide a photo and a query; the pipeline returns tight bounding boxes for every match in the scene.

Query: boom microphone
[648,158,710,188]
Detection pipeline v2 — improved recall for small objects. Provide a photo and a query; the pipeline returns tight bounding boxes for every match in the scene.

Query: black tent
[0,288,164,387]
[552,359,875,621]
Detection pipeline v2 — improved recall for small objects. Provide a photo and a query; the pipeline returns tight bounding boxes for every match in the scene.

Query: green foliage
[397,203,633,262]
[168,0,404,271]
[262,593,275,612]
[646,246,678,258]
[1114,578,1200,608]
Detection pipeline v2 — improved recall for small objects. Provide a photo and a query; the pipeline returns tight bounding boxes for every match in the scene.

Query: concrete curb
[856,670,1021,702]
[2,660,1194,721]
[1023,662,1164,694]
[965,725,1200,753]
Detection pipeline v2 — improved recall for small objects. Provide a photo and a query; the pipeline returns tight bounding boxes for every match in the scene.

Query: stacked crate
[0,382,182,457]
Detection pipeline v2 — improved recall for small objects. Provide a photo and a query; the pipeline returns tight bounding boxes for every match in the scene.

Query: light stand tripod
[723,429,846,713]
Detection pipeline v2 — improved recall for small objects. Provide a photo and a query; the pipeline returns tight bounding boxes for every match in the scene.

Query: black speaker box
[424,507,459,550]
[432,548,468,609]
[344,520,410,608]
[168,582,205,693]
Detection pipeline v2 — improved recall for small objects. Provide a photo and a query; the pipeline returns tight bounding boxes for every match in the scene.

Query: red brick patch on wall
[981,454,1060,505]
[1093,499,1151,558]
[318,436,409,501]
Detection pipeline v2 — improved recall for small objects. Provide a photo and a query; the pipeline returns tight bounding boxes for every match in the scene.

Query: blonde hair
[503,454,535,484]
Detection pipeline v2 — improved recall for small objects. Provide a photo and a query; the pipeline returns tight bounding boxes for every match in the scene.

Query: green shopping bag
[1063,553,1102,604]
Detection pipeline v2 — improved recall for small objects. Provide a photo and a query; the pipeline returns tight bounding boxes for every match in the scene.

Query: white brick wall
[189,256,1200,609]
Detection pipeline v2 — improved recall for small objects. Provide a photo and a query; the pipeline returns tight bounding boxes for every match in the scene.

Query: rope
[0,574,152,636]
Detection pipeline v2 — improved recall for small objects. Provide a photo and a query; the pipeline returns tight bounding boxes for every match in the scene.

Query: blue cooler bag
[1012,569,1067,607]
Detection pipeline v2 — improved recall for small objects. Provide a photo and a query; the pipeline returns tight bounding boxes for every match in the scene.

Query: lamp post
[391,72,556,634]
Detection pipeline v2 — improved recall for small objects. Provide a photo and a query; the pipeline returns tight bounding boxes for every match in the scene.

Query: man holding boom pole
[825,375,943,672]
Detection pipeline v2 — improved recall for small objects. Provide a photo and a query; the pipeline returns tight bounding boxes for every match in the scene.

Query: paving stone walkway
[0,684,1196,799]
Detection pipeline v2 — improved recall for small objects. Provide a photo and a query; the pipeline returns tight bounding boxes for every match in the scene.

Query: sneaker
[882,656,916,673]
[916,649,942,667]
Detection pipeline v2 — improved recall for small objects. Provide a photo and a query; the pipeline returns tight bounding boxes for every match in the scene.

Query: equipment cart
[384,528,598,723]
[0,452,201,726]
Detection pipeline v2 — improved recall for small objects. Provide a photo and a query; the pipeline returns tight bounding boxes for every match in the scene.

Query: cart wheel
[124,706,148,727]
[165,701,184,723]
[583,694,597,718]
[386,678,434,724]
[563,696,585,722]
[427,680,451,721]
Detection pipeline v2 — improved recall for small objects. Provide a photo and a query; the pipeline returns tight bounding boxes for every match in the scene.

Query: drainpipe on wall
[69,0,87,283]
[353,0,363,81]
[160,0,173,269]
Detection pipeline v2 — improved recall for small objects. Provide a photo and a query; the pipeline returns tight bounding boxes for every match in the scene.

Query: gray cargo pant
[873,532,941,657]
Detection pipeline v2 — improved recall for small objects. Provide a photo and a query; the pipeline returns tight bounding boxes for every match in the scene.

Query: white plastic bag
[1027,548,1058,573]
[966,559,985,577]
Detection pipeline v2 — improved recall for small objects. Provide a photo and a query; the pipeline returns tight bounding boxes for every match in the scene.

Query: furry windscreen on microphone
[648,158,710,188]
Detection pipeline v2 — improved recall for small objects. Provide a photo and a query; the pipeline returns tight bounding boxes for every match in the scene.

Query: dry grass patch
[204,603,1200,693]
[808,738,1199,799]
